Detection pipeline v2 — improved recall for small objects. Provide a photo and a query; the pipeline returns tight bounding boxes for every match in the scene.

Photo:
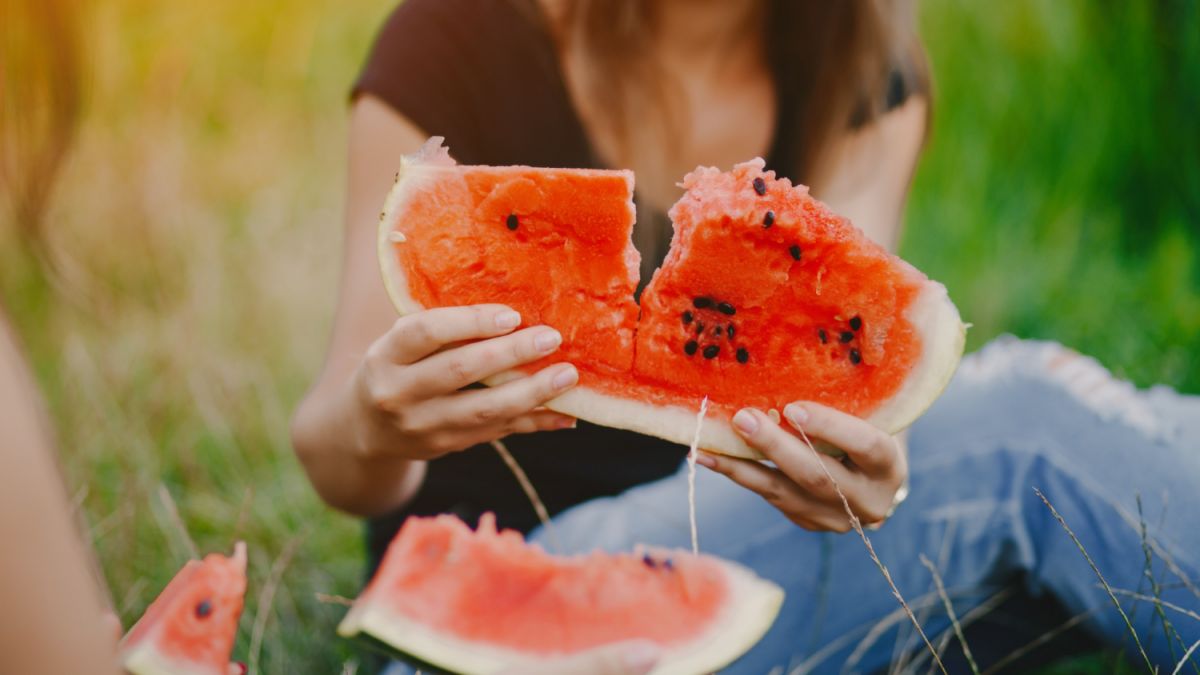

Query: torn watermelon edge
[377,137,966,459]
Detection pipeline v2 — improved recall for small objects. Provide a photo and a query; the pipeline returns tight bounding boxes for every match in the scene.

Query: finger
[403,325,565,393]
[416,364,578,430]
[695,450,815,514]
[730,408,855,499]
[482,410,576,437]
[696,453,859,532]
[102,611,123,642]
[377,305,523,364]
[504,640,662,675]
[417,410,575,456]
[782,402,899,476]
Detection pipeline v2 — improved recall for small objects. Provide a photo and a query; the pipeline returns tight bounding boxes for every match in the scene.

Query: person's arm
[699,96,928,531]
[290,96,577,517]
[813,96,929,252]
[0,313,121,674]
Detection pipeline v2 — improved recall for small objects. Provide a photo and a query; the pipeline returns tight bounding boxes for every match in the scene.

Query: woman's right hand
[350,303,579,460]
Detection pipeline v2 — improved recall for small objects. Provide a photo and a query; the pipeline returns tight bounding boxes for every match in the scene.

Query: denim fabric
[384,338,1200,674]
[530,337,1200,673]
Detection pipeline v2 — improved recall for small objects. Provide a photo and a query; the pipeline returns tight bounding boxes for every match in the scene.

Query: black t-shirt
[351,0,911,570]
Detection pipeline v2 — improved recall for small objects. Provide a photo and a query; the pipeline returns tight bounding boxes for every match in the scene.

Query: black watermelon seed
[716,302,736,316]
[753,177,767,195]
[839,331,854,344]
[684,340,699,356]
[702,345,720,359]
[849,348,862,365]
[663,558,674,571]
[682,310,693,325]
[736,347,749,364]
[505,214,519,231]
[727,324,736,340]
[763,210,775,228]
[693,296,713,309]
[196,599,213,618]
[818,328,827,344]
[642,553,657,568]
[849,315,862,331]
[789,244,802,261]
[695,321,705,335]
[713,325,723,337]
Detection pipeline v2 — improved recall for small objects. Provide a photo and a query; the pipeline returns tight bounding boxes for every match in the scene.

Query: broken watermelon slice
[119,543,247,675]
[379,138,965,457]
[337,514,783,674]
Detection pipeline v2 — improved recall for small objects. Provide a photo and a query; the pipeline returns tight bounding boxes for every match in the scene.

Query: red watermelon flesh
[119,543,246,675]
[380,138,965,457]
[337,514,783,674]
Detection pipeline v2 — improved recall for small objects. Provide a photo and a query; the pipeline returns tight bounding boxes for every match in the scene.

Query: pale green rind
[121,641,216,675]
[338,552,784,675]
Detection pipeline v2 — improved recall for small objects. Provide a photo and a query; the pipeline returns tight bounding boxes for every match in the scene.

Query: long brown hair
[0,0,83,246]
[542,0,930,188]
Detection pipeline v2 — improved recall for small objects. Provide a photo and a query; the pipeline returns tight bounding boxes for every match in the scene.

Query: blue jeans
[530,337,1200,673]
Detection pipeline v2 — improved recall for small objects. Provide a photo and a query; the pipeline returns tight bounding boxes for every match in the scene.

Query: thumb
[506,640,663,675]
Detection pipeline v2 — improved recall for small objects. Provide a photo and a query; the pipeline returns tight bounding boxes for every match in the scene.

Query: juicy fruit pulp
[119,543,247,675]
[380,138,965,456]
[338,514,784,674]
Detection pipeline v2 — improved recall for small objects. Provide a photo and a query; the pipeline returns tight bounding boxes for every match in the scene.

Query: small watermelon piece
[379,138,965,457]
[119,543,247,675]
[337,514,783,674]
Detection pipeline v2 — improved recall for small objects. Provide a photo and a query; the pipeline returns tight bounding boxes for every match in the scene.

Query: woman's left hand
[696,402,908,532]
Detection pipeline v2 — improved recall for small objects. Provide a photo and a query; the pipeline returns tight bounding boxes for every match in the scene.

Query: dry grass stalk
[795,426,948,675]
[249,533,305,675]
[156,483,198,560]
[1033,487,1155,672]
[1174,639,1200,675]
[491,439,557,550]
[918,554,980,675]
[979,610,1092,675]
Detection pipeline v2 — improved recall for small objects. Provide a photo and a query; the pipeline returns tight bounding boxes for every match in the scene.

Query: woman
[291,0,1200,671]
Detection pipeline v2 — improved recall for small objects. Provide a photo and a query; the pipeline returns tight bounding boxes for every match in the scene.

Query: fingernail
[695,452,716,468]
[551,365,578,390]
[784,403,808,427]
[556,416,577,429]
[621,641,662,672]
[732,409,758,435]
[496,310,521,329]
[534,329,562,353]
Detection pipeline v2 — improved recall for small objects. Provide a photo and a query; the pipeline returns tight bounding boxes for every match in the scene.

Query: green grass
[0,0,1196,673]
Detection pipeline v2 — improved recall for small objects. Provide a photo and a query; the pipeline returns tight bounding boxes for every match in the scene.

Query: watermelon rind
[121,647,220,675]
[378,138,966,459]
[337,547,784,675]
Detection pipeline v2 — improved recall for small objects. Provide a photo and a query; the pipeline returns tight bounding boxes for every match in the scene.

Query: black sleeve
[352,0,487,157]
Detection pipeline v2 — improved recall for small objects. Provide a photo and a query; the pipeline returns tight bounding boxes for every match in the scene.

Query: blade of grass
[1033,488,1154,672]
[1173,639,1200,675]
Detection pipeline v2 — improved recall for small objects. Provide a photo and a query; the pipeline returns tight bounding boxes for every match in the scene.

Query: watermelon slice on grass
[337,514,784,674]
[118,543,247,675]
[378,138,966,458]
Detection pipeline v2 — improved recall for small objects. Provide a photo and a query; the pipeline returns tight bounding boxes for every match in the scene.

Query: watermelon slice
[379,138,965,457]
[337,514,783,674]
[119,543,247,675]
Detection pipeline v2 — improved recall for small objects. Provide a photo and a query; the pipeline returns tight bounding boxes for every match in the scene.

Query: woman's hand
[350,303,579,460]
[696,402,908,532]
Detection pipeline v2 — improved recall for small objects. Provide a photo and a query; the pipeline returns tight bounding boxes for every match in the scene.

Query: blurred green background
[0,0,1196,672]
